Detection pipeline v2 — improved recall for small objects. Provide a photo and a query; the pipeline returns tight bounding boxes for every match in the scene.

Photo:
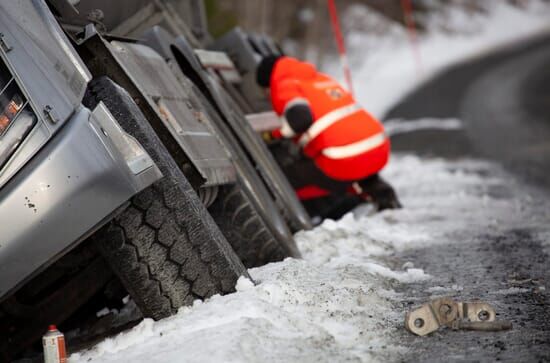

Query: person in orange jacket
[257,55,401,211]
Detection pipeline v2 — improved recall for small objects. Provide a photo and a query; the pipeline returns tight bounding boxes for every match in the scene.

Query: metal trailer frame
[52,0,310,231]
[70,24,299,244]
[140,26,312,231]
[83,25,296,238]
[73,27,237,190]
[52,0,207,47]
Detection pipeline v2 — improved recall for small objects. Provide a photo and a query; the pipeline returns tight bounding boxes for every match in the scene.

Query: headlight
[0,94,24,133]
[0,60,36,169]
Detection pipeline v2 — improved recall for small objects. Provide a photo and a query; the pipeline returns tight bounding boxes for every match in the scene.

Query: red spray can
[42,325,67,363]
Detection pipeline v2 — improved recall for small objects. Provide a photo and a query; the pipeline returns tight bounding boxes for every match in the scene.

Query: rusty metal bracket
[405,297,511,336]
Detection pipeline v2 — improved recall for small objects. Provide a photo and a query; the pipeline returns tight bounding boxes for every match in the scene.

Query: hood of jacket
[271,57,318,84]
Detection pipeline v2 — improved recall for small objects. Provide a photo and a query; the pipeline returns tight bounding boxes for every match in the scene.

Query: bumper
[0,105,161,300]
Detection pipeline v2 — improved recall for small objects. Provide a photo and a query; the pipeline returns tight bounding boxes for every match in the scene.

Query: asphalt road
[386,33,550,362]
[387,32,550,176]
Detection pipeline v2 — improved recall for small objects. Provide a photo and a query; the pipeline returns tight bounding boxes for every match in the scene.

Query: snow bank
[70,152,544,363]
[326,0,550,118]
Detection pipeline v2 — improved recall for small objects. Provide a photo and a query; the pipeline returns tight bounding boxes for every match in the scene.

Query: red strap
[327,0,354,96]
[271,129,283,139]
[296,185,331,200]
[401,0,423,75]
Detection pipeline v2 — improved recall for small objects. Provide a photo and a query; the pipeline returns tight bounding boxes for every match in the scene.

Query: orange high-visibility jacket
[270,57,390,181]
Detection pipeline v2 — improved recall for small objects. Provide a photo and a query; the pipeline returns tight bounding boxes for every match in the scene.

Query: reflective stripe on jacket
[270,57,389,181]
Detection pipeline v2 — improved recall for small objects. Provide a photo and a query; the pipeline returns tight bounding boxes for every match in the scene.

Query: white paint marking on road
[384,118,464,136]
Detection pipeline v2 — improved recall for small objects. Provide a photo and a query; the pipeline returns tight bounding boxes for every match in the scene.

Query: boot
[356,174,402,211]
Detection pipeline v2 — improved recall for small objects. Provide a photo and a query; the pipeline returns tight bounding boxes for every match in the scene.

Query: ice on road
[70,153,547,363]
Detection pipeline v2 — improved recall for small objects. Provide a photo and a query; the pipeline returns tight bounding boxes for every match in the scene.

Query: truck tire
[216,90,313,233]
[208,184,288,268]
[84,77,248,320]
[187,85,301,263]
[173,46,312,233]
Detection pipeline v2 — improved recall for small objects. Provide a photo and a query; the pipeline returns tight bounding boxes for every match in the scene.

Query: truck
[0,0,311,359]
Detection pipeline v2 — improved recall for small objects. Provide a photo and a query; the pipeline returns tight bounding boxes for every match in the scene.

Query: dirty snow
[70,152,547,363]
[325,0,550,118]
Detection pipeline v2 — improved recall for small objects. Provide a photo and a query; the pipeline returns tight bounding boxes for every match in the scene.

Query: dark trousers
[282,156,401,211]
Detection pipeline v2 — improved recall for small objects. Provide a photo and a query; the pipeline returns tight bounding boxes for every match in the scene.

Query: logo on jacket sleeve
[326,87,344,100]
